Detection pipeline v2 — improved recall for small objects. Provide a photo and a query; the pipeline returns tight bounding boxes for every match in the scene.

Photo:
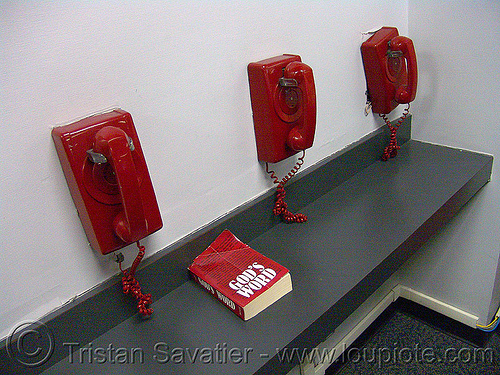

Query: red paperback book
[188,229,292,320]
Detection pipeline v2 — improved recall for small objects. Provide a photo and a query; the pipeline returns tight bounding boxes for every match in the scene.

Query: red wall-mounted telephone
[361,27,417,114]
[52,109,163,255]
[248,55,316,223]
[248,54,316,164]
[361,27,417,160]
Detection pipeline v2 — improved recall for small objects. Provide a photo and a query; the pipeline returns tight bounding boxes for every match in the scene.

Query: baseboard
[393,286,478,328]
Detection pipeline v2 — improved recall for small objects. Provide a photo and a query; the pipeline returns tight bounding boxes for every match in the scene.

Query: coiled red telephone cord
[118,241,153,316]
[379,104,410,161]
[265,150,307,223]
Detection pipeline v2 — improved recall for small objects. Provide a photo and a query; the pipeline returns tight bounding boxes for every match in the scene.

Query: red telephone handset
[93,126,148,243]
[390,36,417,105]
[52,110,162,255]
[361,27,417,114]
[282,61,317,153]
[248,54,316,163]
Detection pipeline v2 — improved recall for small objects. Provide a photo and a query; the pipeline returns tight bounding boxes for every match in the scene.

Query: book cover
[188,229,292,320]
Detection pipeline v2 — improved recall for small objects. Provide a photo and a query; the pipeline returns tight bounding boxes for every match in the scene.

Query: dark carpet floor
[325,298,500,374]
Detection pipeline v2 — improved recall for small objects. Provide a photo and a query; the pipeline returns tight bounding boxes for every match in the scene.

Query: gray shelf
[36,139,492,375]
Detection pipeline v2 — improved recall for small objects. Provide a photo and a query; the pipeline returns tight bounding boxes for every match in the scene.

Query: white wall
[404,0,500,323]
[0,1,409,338]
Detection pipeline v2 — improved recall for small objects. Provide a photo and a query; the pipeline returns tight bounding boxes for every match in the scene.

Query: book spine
[190,271,246,320]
